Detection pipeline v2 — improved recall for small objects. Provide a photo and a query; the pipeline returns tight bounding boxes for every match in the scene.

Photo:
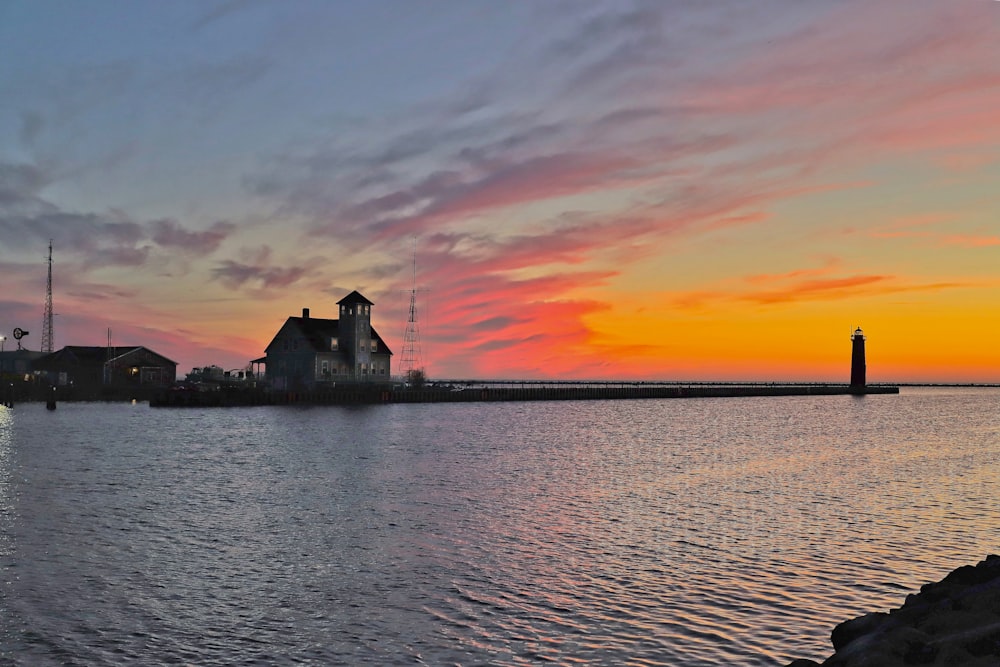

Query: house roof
[34,346,178,367]
[336,290,374,306]
[269,316,393,355]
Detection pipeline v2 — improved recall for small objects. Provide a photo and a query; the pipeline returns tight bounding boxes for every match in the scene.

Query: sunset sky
[2,1,999,382]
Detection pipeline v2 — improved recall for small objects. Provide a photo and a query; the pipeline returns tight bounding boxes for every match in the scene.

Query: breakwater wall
[150,383,899,407]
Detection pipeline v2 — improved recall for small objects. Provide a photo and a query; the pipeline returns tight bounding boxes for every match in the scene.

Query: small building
[0,350,48,377]
[33,346,178,390]
[264,290,393,390]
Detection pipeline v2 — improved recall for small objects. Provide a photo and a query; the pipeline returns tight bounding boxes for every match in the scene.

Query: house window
[321,360,329,376]
[370,340,377,352]
[283,339,288,351]
[330,338,338,351]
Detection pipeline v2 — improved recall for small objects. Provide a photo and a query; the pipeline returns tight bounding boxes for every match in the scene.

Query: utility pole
[41,239,54,353]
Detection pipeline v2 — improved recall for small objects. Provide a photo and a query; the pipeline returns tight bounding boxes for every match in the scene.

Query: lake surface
[1,388,998,665]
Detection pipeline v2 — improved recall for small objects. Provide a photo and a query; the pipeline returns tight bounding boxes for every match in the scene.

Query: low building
[264,290,393,390]
[0,350,47,377]
[33,346,178,390]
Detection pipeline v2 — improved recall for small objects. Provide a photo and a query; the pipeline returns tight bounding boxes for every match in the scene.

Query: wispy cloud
[667,260,972,311]
[868,215,1000,249]
[151,219,236,254]
[0,160,242,275]
[210,260,309,291]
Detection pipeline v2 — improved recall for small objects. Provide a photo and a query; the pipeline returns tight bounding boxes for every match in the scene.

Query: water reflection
[0,405,13,545]
[0,406,15,659]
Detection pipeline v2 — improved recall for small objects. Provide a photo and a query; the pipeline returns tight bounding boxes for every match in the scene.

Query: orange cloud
[941,235,1000,248]
[667,262,972,312]
[868,217,1000,249]
[742,275,891,305]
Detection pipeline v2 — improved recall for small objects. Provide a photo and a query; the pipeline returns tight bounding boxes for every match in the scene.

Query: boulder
[785,555,1000,666]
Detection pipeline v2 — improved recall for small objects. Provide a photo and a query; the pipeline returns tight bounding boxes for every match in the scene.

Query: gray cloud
[0,160,239,269]
[19,111,45,147]
[151,219,236,254]
[0,162,49,209]
[210,260,307,290]
[192,0,265,30]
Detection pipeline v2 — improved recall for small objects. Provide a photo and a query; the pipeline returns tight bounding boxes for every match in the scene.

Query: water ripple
[1,390,999,664]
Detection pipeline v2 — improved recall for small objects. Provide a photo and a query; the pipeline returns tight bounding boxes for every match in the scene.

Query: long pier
[150,382,899,407]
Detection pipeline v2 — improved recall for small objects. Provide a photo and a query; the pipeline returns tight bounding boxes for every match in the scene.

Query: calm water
[1,388,998,665]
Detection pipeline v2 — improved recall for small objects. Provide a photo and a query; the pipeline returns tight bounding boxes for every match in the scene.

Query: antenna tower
[41,239,54,353]
[400,243,425,377]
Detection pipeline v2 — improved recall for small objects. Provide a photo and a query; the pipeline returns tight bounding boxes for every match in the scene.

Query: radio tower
[41,239,54,353]
[400,243,424,378]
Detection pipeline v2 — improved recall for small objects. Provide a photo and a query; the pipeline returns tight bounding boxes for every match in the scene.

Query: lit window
[331,338,338,351]
[370,340,377,352]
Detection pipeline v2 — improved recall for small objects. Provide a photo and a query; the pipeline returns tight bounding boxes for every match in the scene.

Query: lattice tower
[400,289,421,377]
[399,244,426,377]
[40,239,54,353]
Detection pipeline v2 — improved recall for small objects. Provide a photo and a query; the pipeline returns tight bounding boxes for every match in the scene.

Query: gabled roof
[288,316,340,352]
[371,327,392,355]
[337,290,373,306]
[266,316,393,355]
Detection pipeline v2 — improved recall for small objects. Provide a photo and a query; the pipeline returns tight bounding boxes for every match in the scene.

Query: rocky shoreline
[787,555,1000,666]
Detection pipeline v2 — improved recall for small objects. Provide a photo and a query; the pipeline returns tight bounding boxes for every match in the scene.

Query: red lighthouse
[850,327,866,388]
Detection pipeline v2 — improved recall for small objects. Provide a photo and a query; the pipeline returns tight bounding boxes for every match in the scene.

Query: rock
[830,612,891,651]
[785,555,1000,666]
